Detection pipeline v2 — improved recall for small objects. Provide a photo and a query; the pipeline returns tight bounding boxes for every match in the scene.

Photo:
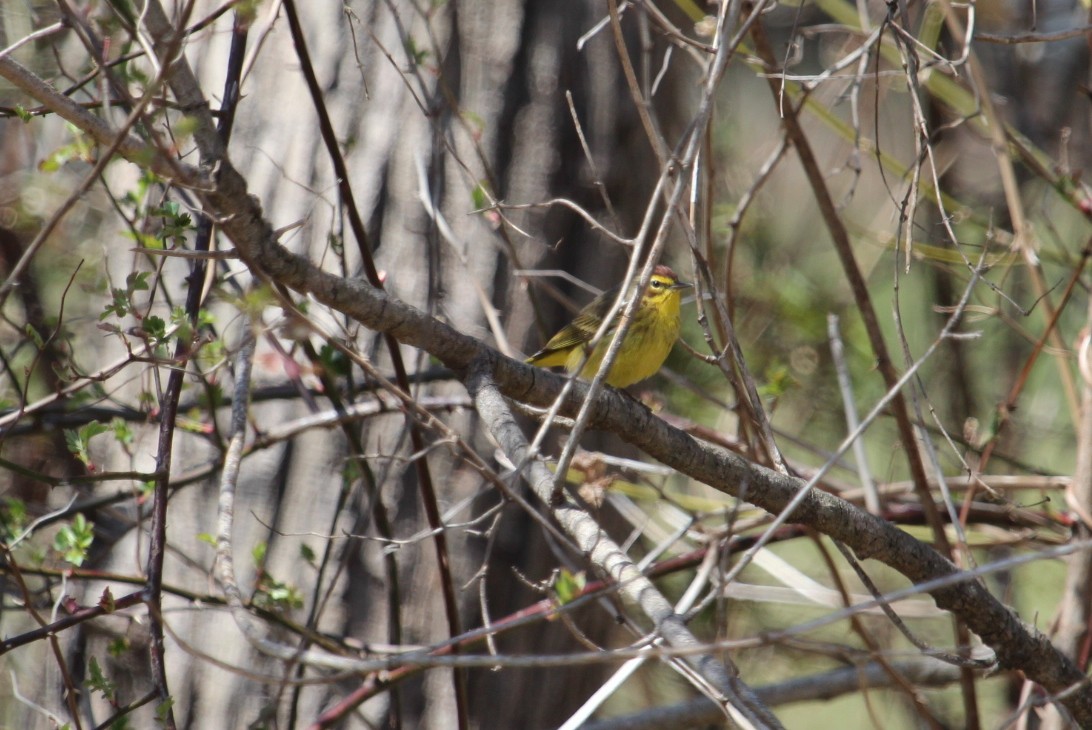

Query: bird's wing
[526,286,623,365]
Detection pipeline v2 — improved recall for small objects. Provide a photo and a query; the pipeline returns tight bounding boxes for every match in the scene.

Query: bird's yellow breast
[571,289,682,387]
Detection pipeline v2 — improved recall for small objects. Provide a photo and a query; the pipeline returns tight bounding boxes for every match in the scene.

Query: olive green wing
[526,286,622,367]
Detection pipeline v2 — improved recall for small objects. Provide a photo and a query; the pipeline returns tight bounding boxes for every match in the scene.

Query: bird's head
[643,265,692,307]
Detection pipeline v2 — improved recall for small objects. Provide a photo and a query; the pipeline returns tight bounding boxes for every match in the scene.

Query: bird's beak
[671,280,693,290]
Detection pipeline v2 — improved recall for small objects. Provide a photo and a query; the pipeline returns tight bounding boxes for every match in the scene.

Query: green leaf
[155,697,174,726]
[149,202,194,246]
[197,339,226,369]
[0,497,28,541]
[341,459,364,484]
[65,422,109,468]
[318,344,350,377]
[54,513,95,566]
[471,180,490,210]
[39,129,93,172]
[254,576,304,612]
[110,417,134,446]
[127,271,150,292]
[80,421,110,442]
[101,271,152,321]
[144,315,167,345]
[553,569,586,605]
[101,287,130,320]
[63,431,87,465]
[86,656,117,698]
[404,36,430,65]
[107,637,130,657]
[169,306,193,343]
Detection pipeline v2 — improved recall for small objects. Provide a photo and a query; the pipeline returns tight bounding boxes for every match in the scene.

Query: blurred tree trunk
[59,2,674,728]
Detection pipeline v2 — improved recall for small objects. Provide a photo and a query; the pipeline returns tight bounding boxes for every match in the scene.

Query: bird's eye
[651,280,662,289]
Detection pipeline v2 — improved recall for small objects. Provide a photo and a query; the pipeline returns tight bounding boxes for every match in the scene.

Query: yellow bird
[526,265,691,388]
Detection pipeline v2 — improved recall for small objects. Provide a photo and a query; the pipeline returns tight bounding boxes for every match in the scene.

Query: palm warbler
[526,265,691,387]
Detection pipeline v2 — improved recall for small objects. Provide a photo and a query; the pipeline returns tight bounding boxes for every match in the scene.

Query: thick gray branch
[466,359,782,729]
